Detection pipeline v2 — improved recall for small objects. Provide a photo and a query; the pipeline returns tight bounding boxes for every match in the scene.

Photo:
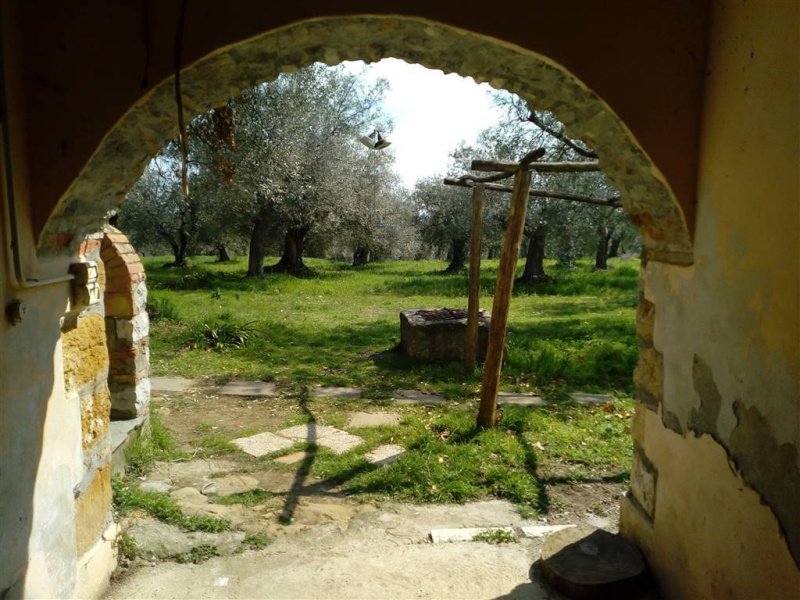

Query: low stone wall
[400,308,490,363]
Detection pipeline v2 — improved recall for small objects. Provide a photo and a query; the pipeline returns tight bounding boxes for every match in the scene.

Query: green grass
[144,256,639,397]
[126,408,186,476]
[112,476,230,533]
[472,529,518,544]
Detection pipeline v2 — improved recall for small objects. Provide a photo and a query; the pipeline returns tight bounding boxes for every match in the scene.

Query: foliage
[243,533,272,550]
[146,294,181,322]
[175,544,221,564]
[184,313,258,351]
[472,529,518,544]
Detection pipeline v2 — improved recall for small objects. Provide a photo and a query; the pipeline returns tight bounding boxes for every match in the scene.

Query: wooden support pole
[477,168,532,429]
[465,185,485,376]
[443,178,621,208]
[470,159,601,174]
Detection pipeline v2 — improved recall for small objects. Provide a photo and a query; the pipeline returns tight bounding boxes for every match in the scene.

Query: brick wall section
[101,225,150,419]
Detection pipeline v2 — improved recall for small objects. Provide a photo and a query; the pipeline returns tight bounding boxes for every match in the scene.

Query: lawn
[144,255,640,400]
[128,255,638,516]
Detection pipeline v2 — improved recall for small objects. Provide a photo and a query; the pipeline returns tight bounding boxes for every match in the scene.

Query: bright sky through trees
[343,58,506,189]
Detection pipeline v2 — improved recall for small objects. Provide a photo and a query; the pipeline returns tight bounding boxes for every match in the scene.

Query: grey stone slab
[429,527,517,544]
[110,416,147,452]
[151,458,239,488]
[346,412,402,428]
[365,444,405,466]
[232,432,294,457]
[392,389,447,405]
[128,518,245,559]
[497,392,546,406]
[150,376,197,393]
[139,480,172,494]
[277,424,364,455]
[202,474,260,497]
[569,392,614,405]
[219,380,278,397]
[312,386,363,399]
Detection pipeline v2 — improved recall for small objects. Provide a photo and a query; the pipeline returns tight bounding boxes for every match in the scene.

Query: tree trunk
[247,208,271,276]
[352,245,370,267]
[608,235,622,259]
[217,243,233,262]
[267,227,313,276]
[517,226,550,283]
[595,226,611,270]
[444,238,467,273]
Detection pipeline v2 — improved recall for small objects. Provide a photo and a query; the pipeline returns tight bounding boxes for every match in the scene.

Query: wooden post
[465,185,485,376]
[477,168,532,429]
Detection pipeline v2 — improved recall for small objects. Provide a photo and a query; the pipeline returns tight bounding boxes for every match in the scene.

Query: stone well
[399,308,490,363]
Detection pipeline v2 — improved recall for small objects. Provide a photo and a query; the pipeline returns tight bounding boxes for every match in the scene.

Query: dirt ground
[108,388,626,599]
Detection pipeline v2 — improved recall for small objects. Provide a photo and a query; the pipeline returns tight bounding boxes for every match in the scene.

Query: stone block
[202,474,260,497]
[633,347,663,409]
[400,308,489,363]
[312,386,362,399]
[232,432,295,457]
[219,380,277,397]
[630,445,657,520]
[74,465,112,555]
[346,412,401,428]
[365,444,405,465]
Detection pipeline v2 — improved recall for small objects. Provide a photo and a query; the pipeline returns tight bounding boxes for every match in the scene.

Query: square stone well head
[399,308,490,363]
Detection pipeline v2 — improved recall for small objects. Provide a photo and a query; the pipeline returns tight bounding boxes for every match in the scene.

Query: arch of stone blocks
[101,225,150,419]
[39,15,693,267]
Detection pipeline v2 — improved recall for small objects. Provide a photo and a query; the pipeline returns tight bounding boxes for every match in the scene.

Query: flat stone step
[429,527,517,544]
[231,432,295,457]
[312,386,362,399]
[151,376,197,393]
[392,389,447,405]
[365,444,405,466]
[219,380,277,397]
[346,412,402,428]
[497,392,546,406]
[569,392,614,405]
[276,424,364,455]
[540,525,647,599]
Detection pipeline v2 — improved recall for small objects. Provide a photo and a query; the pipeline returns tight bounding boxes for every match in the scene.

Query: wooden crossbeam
[443,178,621,208]
[470,159,601,173]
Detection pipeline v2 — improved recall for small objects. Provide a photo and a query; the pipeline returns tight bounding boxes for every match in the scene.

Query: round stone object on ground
[540,525,648,599]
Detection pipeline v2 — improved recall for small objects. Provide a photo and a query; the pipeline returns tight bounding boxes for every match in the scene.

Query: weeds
[175,544,220,564]
[146,295,181,322]
[212,490,272,507]
[472,529,518,544]
[126,410,185,476]
[243,533,272,550]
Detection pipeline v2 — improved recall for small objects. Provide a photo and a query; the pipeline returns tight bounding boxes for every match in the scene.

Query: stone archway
[38,15,692,268]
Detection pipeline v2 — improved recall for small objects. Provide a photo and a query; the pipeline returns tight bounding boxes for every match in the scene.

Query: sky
[342,58,506,190]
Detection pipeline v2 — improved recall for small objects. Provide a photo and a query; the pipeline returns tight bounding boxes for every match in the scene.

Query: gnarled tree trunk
[268,226,313,276]
[216,243,233,262]
[595,226,611,270]
[518,225,550,283]
[608,235,622,259]
[247,208,271,277]
[352,245,370,267]
[444,238,467,273]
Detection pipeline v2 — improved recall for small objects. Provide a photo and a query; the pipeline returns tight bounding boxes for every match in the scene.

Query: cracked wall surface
[621,1,800,595]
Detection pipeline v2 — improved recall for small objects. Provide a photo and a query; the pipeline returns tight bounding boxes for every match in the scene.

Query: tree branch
[527,112,598,159]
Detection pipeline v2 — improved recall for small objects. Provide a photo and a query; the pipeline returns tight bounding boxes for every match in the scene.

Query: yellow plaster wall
[621,0,800,596]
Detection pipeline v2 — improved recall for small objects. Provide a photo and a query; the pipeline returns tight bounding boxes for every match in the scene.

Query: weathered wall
[102,226,150,419]
[620,0,800,597]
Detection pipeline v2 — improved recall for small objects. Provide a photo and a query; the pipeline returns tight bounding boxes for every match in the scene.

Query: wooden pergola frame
[444,150,621,428]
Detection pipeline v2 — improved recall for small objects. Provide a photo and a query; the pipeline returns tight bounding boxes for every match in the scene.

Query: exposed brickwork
[101,226,150,419]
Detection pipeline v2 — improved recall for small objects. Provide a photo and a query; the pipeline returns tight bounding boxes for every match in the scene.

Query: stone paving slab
[151,376,197,393]
[346,412,402,428]
[232,432,295,457]
[392,389,447,405]
[497,392,546,406]
[202,474,260,497]
[429,527,518,544]
[277,424,364,454]
[569,392,614,405]
[150,459,240,488]
[312,386,362,399]
[519,524,576,538]
[365,444,406,466]
[219,380,278,397]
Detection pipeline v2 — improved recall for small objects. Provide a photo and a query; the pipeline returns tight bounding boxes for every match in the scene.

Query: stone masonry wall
[101,225,150,419]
